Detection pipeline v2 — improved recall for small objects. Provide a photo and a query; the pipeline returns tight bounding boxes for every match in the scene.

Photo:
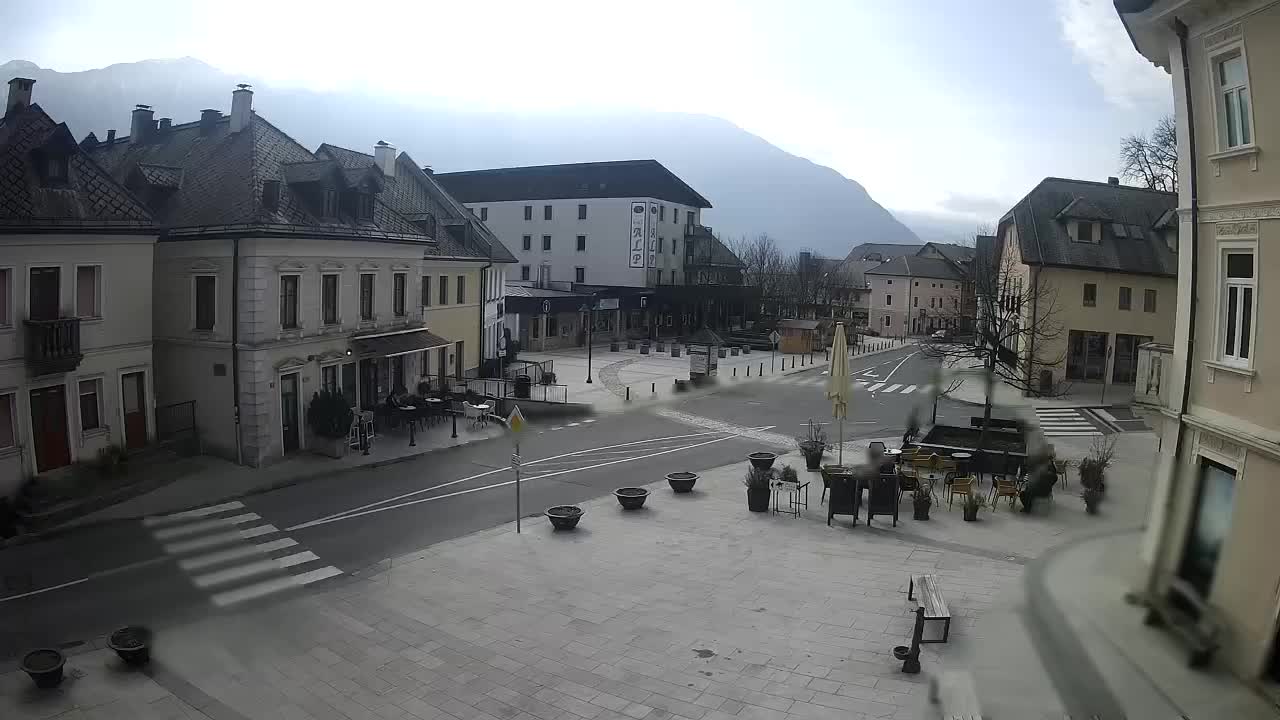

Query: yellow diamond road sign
[507,405,527,434]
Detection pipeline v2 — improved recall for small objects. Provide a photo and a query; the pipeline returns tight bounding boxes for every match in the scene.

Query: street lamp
[582,295,598,384]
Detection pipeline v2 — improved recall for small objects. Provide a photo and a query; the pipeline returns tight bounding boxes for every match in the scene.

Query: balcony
[684,224,714,238]
[1134,342,1174,411]
[25,317,83,376]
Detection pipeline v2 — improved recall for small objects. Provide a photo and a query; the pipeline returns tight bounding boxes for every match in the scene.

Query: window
[341,363,356,407]
[659,205,665,221]
[262,180,281,211]
[914,282,919,287]
[356,193,374,221]
[393,273,407,317]
[391,355,405,391]
[421,275,431,308]
[521,265,530,281]
[522,235,532,251]
[883,316,890,327]
[322,189,339,217]
[913,296,918,307]
[46,155,68,183]
[280,274,299,328]
[457,275,465,304]
[321,365,338,394]
[1076,221,1095,244]
[953,298,959,310]
[0,393,13,450]
[887,279,893,285]
[885,294,892,307]
[670,270,676,284]
[523,205,532,221]
[672,240,677,255]
[1119,286,1132,311]
[576,235,586,252]
[194,275,216,331]
[544,205,552,221]
[1216,52,1252,148]
[575,267,585,283]
[439,275,448,306]
[79,378,101,431]
[685,210,693,227]
[76,265,101,318]
[658,237,664,253]
[542,235,552,251]
[578,204,587,220]
[1083,283,1097,307]
[479,207,488,222]
[1221,250,1255,364]
[955,284,960,289]
[0,268,9,327]
[1066,330,1109,381]
[1144,289,1157,313]
[930,297,935,309]
[360,273,374,320]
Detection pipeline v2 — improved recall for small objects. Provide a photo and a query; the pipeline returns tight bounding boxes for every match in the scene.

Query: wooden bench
[908,574,952,643]
[1143,577,1222,668]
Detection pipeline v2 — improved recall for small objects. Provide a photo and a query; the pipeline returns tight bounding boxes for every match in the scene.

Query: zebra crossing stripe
[180,538,299,572]
[884,384,902,393]
[193,551,320,589]
[143,501,246,527]
[152,513,262,541]
[163,524,278,555]
[868,383,885,392]
[903,385,917,394]
[210,566,343,607]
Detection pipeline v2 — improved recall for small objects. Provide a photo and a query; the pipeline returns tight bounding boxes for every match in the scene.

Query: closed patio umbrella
[826,322,851,465]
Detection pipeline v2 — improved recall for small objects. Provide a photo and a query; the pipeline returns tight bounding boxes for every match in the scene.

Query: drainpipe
[1148,18,1200,598]
[478,242,493,377]
[231,236,243,466]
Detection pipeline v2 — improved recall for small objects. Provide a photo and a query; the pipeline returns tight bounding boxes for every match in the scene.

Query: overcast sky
[1,0,1171,234]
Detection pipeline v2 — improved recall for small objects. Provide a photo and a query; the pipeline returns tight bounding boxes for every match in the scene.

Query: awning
[351,328,454,358]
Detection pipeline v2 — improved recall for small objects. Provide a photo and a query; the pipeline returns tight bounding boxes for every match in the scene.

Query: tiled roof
[921,242,975,266]
[0,103,153,230]
[864,255,964,280]
[973,235,997,280]
[435,160,712,209]
[1002,177,1176,277]
[843,242,924,263]
[135,163,183,189]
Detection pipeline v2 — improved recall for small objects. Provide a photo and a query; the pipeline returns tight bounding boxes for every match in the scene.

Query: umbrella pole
[838,417,844,466]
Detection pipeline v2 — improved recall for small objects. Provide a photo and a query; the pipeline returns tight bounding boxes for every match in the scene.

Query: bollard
[626,386,630,402]
[733,367,737,377]
[747,365,751,377]
[759,362,763,376]
[651,382,655,393]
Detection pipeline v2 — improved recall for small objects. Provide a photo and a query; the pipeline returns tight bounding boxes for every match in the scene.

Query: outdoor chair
[1053,459,1071,490]
[988,472,1021,510]
[947,474,976,508]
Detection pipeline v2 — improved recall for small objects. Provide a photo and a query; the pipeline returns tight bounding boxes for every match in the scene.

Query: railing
[24,317,82,376]
[463,377,569,404]
[156,400,201,454]
[1135,342,1175,410]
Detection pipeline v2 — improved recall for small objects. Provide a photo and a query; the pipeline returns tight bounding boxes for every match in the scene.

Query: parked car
[931,329,952,341]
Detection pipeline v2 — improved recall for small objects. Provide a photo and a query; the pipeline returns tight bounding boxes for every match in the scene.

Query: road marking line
[868,383,885,392]
[163,524,277,555]
[855,381,868,387]
[902,385,917,394]
[0,577,87,603]
[194,551,320,588]
[180,538,299,571]
[1043,431,1103,436]
[881,351,917,383]
[143,501,245,527]
[210,566,342,607]
[152,513,262,541]
[883,384,902,393]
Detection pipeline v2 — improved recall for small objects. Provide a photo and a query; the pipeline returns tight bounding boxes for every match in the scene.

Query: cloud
[938,192,1011,221]
[1056,0,1171,108]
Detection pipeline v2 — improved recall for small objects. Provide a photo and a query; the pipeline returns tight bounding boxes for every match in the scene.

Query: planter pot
[746,487,771,512]
[747,452,777,470]
[546,505,584,530]
[671,348,680,358]
[800,442,824,470]
[610,342,620,352]
[20,649,65,688]
[666,472,698,493]
[626,340,636,350]
[730,348,740,356]
[614,487,650,510]
[656,342,666,352]
[913,505,931,521]
[742,346,751,355]
[310,435,349,459]
[640,346,650,355]
[108,625,152,666]
[718,348,727,358]
[962,508,978,522]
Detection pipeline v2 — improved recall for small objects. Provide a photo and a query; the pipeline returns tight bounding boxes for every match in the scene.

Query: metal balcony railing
[25,317,83,376]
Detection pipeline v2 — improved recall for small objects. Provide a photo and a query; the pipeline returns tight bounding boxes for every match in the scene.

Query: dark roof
[973,235,997,280]
[351,328,454,358]
[864,255,964,280]
[685,226,745,268]
[0,103,153,231]
[1001,177,1176,277]
[435,160,712,209]
[844,242,924,263]
[920,242,975,266]
[779,319,823,330]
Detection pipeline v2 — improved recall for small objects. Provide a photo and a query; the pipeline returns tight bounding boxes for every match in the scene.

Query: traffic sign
[768,330,781,345]
[507,405,527,434]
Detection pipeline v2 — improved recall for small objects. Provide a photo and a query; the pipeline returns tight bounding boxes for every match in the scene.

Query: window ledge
[81,427,109,440]
[1204,359,1254,377]
[1208,144,1260,174]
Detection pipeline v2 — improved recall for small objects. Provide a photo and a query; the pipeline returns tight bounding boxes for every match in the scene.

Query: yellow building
[1119,0,1280,688]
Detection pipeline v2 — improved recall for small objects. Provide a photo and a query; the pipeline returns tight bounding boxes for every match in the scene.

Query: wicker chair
[948,473,976,508]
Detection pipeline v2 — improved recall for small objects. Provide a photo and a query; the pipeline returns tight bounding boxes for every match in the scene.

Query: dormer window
[356,192,374,221]
[46,155,68,183]
[322,189,339,217]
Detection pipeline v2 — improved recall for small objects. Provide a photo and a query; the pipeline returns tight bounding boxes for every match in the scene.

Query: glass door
[1178,458,1237,599]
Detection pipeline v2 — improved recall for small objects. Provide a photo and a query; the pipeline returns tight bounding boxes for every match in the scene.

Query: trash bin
[514,374,532,399]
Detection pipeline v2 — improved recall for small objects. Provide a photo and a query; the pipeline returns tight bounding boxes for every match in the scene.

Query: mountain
[1,58,920,257]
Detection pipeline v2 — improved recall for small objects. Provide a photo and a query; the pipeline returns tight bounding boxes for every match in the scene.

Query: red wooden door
[122,371,147,450]
[30,385,70,472]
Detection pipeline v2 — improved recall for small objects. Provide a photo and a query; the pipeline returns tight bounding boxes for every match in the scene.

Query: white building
[1,78,159,495]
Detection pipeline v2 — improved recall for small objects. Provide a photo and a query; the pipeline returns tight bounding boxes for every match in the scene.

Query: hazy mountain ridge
[2,58,920,257]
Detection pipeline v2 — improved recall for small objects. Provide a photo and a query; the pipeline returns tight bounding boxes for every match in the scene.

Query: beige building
[86,86,513,466]
[1120,0,1280,687]
[865,243,974,335]
[1,78,158,496]
[992,177,1177,393]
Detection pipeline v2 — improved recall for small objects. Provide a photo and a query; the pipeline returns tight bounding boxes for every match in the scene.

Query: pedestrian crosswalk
[1035,408,1103,437]
[759,373,928,395]
[143,501,341,607]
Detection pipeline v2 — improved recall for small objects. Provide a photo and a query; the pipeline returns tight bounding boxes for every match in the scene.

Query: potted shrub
[1020,451,1058,514]
[744,467,772,512]
[545,505,583,530]
[962,493,984,521]
[541,371,558,385]
[912,489,932,520]
[747,451,778,470]
[20,648,65,688]
[614,487,650,510]
[666,471,698,493]
[108,625,152,666]
[797,419,827,471]
[1081,487,1102,515]
[307,389,354,458]
[1079,436,1115,495]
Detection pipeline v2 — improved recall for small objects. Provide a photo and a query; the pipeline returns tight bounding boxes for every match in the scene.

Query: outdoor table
[398,405,419,430]
[473,402,492,427]
[951,452,973,478]
[422,397,444,426]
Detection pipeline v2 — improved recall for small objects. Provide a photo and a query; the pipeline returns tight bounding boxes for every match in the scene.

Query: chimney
[1107,176,1120,186]
[158,117,172,133]
[5,77,34,117]
[374,140,396,177]
[199,108,220,135]
[106,129,116,143]
[422,165,433,175]
[230,84,253,133]
[130,104,155,144]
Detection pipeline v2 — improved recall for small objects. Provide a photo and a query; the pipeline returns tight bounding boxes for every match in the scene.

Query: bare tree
[1120,115,1177,192]
[728,233,787,317]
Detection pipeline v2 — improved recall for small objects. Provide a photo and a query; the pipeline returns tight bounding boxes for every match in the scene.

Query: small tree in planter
[796,419,827,471]
[744,466,773,512]
[307,390,354,458]
[1081,487,1102,515]
[912,488,932,520]
[1079,436,1116,495]
[962,493,985,521]
[1019,450,1058,514]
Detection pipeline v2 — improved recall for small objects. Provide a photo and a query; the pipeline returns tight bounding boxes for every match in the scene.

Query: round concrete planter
[21,649,65,688]
[546,505,583,530]
[666,472,698,493]
[614,488,650,510]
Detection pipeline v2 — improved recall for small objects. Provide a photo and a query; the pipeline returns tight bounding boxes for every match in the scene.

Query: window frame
[520,265,531,281]
[523,205,532,221]
[193,273,217,331]
[577,204,587,220]
[320,364,339,395]
[439,275,449,306]
[885,294,892,307]
[1083,282,1097,308]
[359,272,375,322]
[75,263,102,319]
[1118,286,1132,311]
[1217,244,1257,367]
[479,207,488,222]
[1208,42,1255,151]
[522,235,532,251]
[421,275,432,309]
[279,273,301,330]
[393,272,407,317]
[322,189,339,217]
[542,235,552,252]
[457,275,466,304]
[544,205,553,221]
[0,391,15,451]
[320,272,340,326]
[575,267,585,283]
[1144,288,1157,313]
[78,377,103,433]
[576,235,586,252]
[0,266,11,328]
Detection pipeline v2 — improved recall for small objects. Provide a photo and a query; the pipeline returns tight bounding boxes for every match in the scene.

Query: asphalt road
[0,345,961,660]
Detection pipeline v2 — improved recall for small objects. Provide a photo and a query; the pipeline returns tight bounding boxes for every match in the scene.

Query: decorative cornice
[274,355,308,371]
[276,259,306,272]
[391,263,413,272]
[314,349,348,363]
[1215,220,1259,238]
[319,260,345,272]
[1204,23,1242,50]
[357,260,380,271]
[188,259,219,272]
[1200,203,1280,222]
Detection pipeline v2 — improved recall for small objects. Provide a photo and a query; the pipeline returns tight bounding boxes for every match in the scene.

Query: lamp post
[584,294,597,384]
[451,388,458,439]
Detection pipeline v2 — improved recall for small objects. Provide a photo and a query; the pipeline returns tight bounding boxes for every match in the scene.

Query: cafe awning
[351,328,454,358]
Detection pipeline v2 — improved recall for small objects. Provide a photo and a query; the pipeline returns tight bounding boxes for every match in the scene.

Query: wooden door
[280,373,300,453]
[30,385,70,472]
[359,359,378,410]
[29,267,60,320]
[121,371,147,450]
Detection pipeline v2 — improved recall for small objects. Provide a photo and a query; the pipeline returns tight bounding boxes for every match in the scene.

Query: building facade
[865,243,974,335]
[1120,0,1280,686]
[1,78,158,495]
